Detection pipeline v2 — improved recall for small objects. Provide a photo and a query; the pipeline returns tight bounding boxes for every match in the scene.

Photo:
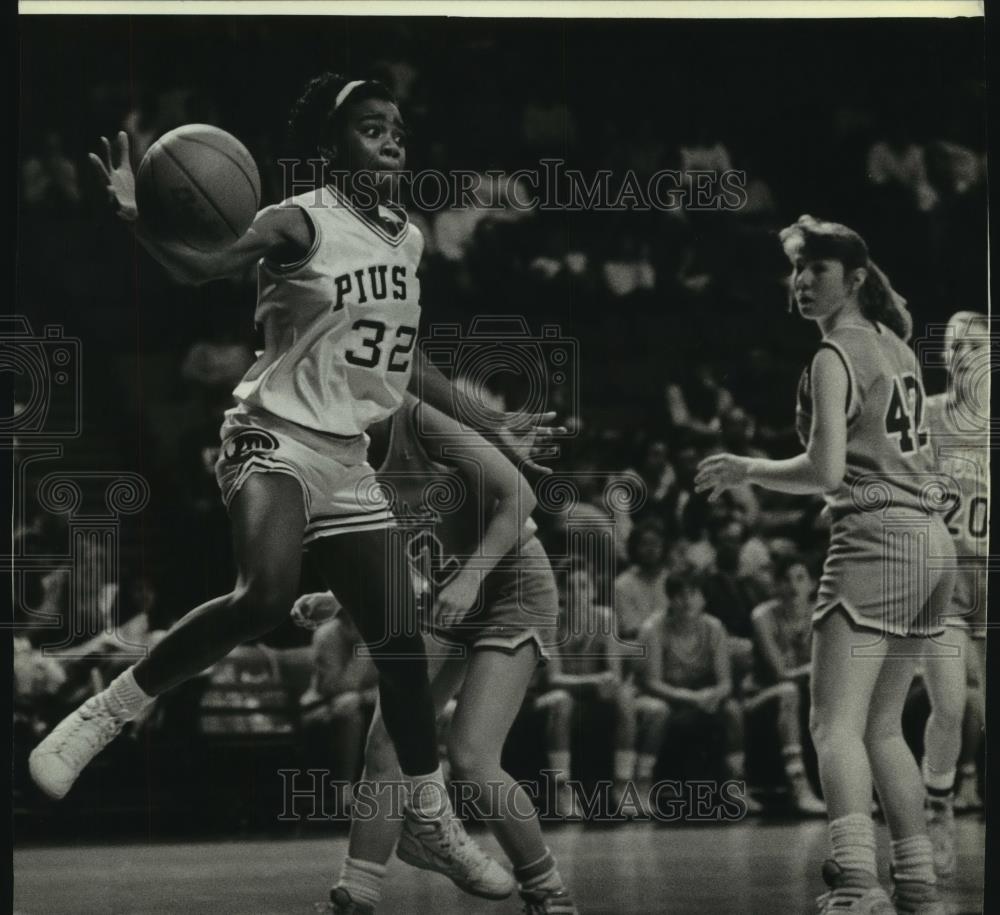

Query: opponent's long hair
[779,215,913,341]
[286,72,396,167]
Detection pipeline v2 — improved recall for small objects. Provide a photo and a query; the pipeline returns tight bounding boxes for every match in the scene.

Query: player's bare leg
[921,627,968,879]
[446,644,575,913]
[810,610,895,915]
[29,474,306,800]
[865,639,947,914]
[954,637,985,812]
[311,532,511,901]
[330,655,513,912]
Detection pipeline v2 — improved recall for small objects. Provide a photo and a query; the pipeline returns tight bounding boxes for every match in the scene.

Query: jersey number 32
[345,320,417,373]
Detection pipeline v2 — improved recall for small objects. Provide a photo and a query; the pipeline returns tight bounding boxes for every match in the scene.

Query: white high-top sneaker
[396,807,515,899]
[29,693,127,799]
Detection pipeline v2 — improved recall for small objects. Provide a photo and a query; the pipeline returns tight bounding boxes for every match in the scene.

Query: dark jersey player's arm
[133,204,314,286]
[409,348,558,480]
[409,348,508,433]
[414,400,537,576]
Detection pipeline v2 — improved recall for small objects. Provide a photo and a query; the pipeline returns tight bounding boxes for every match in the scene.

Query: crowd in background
[13,17,987,829]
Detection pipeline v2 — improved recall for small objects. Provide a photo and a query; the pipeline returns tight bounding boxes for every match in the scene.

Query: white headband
[334,80,367,111]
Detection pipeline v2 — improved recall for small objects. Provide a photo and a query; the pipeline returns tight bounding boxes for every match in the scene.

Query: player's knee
[863,715,902,751]
[447,737,493,784]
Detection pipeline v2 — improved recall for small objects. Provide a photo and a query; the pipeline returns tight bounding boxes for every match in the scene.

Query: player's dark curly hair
[286,72,397,165]
[779,215,913,342]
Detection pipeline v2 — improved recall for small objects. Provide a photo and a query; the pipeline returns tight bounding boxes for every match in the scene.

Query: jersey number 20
[884,374,929,454]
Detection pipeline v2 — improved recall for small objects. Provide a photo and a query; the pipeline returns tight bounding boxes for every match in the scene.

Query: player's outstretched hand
[493,410,566,481]
[694,453,750,502]
[88,131,138,222]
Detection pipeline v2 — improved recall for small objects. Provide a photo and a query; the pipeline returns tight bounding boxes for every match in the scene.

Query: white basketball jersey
[926,393,989,559]
[233,184,423,436]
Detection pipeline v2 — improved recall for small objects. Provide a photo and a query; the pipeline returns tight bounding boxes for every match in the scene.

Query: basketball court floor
[14,819,986,914]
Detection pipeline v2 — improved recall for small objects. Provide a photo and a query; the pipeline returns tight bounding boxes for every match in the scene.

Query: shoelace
[446,819,492,878]
[411,814,455,860]
[51,699,123,769]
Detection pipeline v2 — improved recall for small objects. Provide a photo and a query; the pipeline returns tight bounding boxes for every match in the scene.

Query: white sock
[829,813,877,878]
[891,835,936,884]
[337,856,386,907]
[405,765,451,819]
[613,750,636,783]
[104,668,154,721]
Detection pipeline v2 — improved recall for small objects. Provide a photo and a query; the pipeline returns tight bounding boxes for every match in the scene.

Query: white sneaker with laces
[816,861,895,914]
[29,694,126,800]
[396,807,515,899]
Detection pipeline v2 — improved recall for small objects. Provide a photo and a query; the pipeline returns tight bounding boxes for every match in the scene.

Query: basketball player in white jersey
[29,74,539,897]
[919,311,989,878]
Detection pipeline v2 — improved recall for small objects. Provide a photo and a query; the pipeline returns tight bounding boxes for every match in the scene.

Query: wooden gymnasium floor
[13,819,986,914]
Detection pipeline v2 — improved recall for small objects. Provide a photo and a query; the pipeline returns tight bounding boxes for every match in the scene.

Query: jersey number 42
[884,373,929,454]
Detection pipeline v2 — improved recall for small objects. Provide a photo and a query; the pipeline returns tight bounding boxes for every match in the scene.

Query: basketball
[136,124,261,251]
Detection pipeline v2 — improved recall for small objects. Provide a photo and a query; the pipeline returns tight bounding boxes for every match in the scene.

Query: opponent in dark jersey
[696,216,950,915]
[318,395,575,914]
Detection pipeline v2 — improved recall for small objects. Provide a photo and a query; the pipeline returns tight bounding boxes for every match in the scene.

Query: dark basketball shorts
[814,510,957,638]
[422,536,560,661]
